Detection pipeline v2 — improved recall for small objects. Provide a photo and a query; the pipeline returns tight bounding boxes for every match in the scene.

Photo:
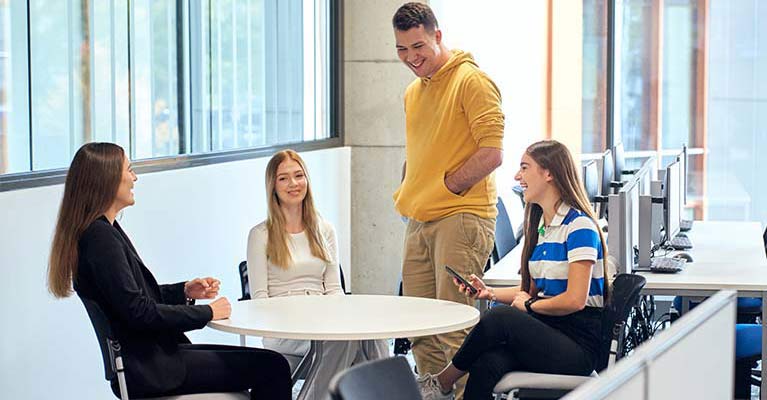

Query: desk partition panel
[563,290,737,400]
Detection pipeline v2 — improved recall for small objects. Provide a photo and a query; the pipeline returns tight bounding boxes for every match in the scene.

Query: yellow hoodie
[394,50,505,222]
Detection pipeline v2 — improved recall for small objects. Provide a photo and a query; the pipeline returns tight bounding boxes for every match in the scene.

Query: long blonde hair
[265,150,330,268]
[48,143,125,298]
[520,140,610,301]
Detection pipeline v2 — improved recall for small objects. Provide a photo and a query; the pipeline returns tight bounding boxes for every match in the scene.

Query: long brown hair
[48,143,125,298]
[265,150,330,268]
[519,140,610,300]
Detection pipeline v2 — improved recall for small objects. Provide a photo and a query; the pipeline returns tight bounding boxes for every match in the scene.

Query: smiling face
[113,156,137,210]
[274,158,308,207]
[394,25,447,78]
[514,153,552,205]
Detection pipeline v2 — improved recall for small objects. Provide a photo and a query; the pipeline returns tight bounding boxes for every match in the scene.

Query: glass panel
[29,0,87,170]
[28,0,129,171]
[662,0,701,213]
[0,0,30,175]
[582,0,607,155]
[204,0,320,151]
[2,0,332,179]
[131,0,181,159]
[617,0,653,152]
[662,0,695,149]
[706,0,767,221]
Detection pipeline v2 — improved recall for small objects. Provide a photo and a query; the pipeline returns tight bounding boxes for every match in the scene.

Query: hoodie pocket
[440,173,467,199]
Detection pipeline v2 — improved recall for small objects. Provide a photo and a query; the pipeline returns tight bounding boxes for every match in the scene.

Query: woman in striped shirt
[418,140,610,400]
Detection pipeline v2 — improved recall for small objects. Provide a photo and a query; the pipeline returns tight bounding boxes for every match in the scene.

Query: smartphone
[444,265,478,295]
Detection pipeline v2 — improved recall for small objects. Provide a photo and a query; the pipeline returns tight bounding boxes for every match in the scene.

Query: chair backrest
[339,265,349,294]
[596,273,646,372]
[763,227,767,257]
[238,261,251,301]
[511,185,526,208]
[328,356,420,400]
[238,260,348,300]
[80,297,120,382]
[492,197,519,263]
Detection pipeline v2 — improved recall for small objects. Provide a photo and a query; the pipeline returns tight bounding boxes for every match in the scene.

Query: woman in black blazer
[47,143,291,399]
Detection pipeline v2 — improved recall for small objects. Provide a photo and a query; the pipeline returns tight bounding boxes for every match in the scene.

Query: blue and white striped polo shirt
[530,202,605,308]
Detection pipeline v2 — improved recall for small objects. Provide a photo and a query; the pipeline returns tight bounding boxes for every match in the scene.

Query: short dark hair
[392,2,439,33]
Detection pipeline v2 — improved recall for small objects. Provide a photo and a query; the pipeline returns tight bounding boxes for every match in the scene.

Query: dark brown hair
[48,143,125,298]
[392,2,439,32]
[519,140,610,301]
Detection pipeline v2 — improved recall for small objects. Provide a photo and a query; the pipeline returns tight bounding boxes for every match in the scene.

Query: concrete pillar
[344,0,416,294]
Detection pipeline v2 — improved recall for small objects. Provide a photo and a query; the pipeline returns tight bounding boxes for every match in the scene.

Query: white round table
[207,294,480,399]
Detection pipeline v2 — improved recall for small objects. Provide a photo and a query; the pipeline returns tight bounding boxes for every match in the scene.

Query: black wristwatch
[524,297,537,314]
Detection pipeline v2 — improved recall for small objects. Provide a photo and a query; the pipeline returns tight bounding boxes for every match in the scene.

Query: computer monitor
[664,159,682,243]
[607,174,641,274]
[680,144,688,206]
[613,142,625,179]
[634,155,657,196]
[601,149,614,196]
[599,149,614,219]
[582,160,599,204]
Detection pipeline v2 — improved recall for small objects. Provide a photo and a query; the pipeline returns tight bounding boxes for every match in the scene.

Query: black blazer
[74,216,213,395]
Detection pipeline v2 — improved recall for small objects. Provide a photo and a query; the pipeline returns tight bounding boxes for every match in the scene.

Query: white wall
[0,147,350,399]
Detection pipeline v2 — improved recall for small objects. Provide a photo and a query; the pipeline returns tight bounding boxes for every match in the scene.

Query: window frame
[0,0,343,192]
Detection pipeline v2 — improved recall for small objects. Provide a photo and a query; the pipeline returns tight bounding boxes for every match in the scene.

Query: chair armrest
[493,371,596,393]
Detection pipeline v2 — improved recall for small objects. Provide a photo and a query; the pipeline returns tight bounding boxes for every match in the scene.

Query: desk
[207,294,480,400]
[482,221,767,398]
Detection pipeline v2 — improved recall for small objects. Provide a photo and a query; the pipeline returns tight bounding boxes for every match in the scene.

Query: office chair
[80,297,248,400]
[492,273,646,400]
[238,260,349,301]
[511,185,526,208]
[763,226,767,257]
[237,260,250,301]
[328,356,420,400]
[675,296,762,324]
[734,324,761,399]
[491,197,519,265]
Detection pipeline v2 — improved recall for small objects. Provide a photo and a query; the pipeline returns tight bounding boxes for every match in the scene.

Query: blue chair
[735,324,761,398]
[674,296,762,323]
[491,197,519,265]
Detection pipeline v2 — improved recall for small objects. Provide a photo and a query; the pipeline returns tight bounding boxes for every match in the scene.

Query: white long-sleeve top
[246,219,343,299]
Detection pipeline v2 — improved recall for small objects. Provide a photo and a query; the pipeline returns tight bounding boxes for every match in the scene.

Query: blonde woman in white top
[247,149,389,400]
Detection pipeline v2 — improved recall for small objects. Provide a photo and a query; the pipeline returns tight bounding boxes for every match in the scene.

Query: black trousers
[113,344,292,400]
[452,306,598,400]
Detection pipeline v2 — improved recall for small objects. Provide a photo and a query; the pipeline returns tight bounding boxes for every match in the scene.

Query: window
[0,0,30,175]
[706,0,767,222]
[0,0,336,187]
[582,0,608,155]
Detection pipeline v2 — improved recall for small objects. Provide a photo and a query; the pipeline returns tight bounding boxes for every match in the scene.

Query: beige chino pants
[402,212,495,399]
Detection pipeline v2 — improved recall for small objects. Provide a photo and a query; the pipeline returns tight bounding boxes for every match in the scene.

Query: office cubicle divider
[562,290,737,400]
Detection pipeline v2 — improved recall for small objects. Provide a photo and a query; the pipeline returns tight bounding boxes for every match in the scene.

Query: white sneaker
[416,373,454,400]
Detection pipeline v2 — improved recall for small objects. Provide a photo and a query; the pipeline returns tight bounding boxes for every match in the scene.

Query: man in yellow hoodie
[392,3,505,398]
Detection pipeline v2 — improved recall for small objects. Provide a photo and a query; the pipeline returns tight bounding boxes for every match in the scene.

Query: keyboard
[668,235,693,250]
[650,257,686,273]
[680,219,693,232]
